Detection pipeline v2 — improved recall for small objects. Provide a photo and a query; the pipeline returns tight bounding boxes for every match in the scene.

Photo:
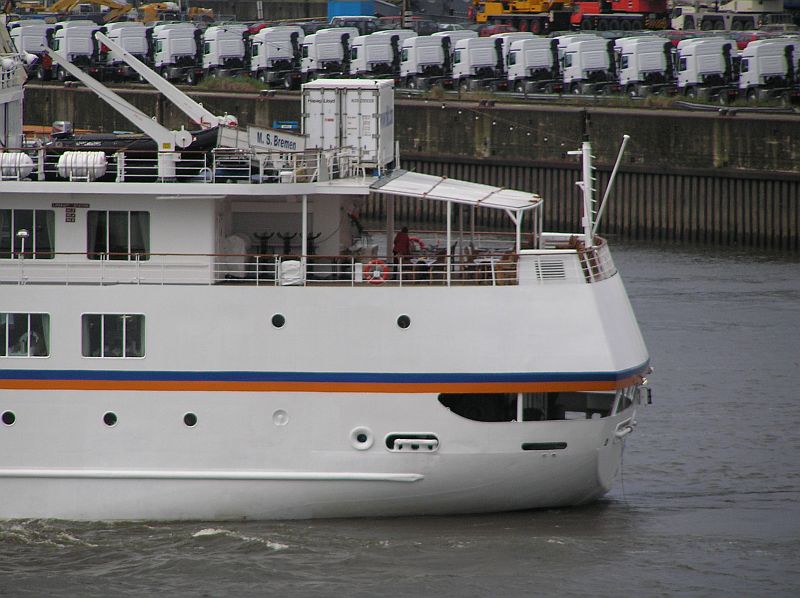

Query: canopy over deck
[371,170,543,258]
[371,170,542,213]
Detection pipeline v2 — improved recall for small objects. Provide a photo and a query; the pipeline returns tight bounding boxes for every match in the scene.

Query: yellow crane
[45,0,132,23]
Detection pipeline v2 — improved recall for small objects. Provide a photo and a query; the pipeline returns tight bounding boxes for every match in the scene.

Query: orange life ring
[365,259,389,284]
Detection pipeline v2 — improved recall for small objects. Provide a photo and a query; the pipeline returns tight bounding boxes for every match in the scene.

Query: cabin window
[401,48,408,62]
[351,47,358,60]
[203,42,211,55]
[51,39,60,52]
[81,313,145,358]
[438,391,620,422]
[508,52,517,66]
[0,313,50,357]
[620,55,629,69]
[453,49,461,64]
[302,45,309,59]
[0,209,55,259]
[252,44,259,57]
[564,53,573,68]
[678,57,687,72]
[740,58,749,74]
[86,210,149,260]
[154,39,163,54]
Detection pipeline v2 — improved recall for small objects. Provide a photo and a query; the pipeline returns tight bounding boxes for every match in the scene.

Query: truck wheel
[580,18,592,31]
[56,67,66,82]
[747,89,757,102]
[514,81,524,93]
[687,86,699,99]
[530,20,543,34]
[459,79,470,92]
[713,21,724,30]
[407,77,417,89]
[627,84,638,98]
[283,73,295,90]
[571,83,581,95]
[186,70,197,86]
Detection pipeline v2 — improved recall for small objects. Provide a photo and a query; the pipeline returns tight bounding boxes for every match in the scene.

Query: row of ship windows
[0,313,145,358]
[1,209,149,260]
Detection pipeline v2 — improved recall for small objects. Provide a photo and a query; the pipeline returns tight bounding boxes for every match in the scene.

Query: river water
[1,243,799,597]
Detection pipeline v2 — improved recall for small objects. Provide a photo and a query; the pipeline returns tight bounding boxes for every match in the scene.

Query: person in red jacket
[393,227,411,258]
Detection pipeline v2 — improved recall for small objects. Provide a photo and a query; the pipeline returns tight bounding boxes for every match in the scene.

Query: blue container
[328,0,375,19]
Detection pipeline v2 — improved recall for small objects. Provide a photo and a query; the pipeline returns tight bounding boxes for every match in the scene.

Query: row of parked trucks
[7,19,800,103]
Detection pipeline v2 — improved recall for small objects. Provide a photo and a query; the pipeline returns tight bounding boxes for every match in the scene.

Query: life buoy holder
[365,259,389,284]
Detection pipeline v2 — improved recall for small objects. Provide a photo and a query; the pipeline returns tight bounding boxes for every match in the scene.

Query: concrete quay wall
[22,85,800,250]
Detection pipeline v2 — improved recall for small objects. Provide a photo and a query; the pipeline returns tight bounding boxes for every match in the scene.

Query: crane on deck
[94,30,237,129]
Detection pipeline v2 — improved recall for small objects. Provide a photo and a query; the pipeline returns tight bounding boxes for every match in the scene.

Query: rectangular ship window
[81,314,145,358]
[0,209,55,259]
[87,211,149,261]
[0,313,50,357]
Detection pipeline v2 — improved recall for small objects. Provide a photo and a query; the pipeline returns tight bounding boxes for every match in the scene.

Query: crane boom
[43,45,192,179]
[95,31,237,129]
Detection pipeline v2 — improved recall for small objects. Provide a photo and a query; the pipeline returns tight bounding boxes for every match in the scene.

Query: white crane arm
[43,46,192,150]
[95,31,237,129]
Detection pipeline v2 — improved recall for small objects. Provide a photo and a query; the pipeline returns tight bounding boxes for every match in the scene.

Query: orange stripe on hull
[0,376,640,394]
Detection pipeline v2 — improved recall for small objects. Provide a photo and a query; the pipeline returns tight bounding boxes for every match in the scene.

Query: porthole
[103,412,117,427]
[397,314,411,329]
[350,426,374,450]
[271,313,286,328]
[1,411,15,426]
[183,412,198,427]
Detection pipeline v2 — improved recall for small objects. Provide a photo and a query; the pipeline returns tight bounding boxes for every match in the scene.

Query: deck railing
[0,246,617,287]
[1,145,371,184]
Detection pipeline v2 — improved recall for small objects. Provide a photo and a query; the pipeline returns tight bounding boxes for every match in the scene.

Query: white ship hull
[0,279,646,520]
[0,394,634,520]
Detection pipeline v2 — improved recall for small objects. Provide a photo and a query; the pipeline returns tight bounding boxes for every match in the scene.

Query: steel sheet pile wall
[391,158,799,251]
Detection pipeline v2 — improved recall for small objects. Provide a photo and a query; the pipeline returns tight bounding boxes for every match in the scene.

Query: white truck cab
[507,37,561,93]
[349,34,395,77]
[50,20,100,81]
[98,21,148,81]
[149,22,202,84]
[452,37,503,90]
[249,25,304,88]
[490,31,534,75]
[738,38,799,102]
[399,35,446,89]
[615,36,675,97]
[561,37,617,95]
[301,27,359,80]
[676,37,739,102]
[202,24,247,78]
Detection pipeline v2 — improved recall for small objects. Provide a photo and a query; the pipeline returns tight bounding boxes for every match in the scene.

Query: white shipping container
[301,79,394,167]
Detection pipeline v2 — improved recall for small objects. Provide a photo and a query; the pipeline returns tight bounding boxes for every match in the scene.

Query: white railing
[0,248,618,287]
[2,145,370,184]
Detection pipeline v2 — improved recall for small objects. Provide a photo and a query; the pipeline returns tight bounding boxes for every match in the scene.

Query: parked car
[476,24,517,37]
